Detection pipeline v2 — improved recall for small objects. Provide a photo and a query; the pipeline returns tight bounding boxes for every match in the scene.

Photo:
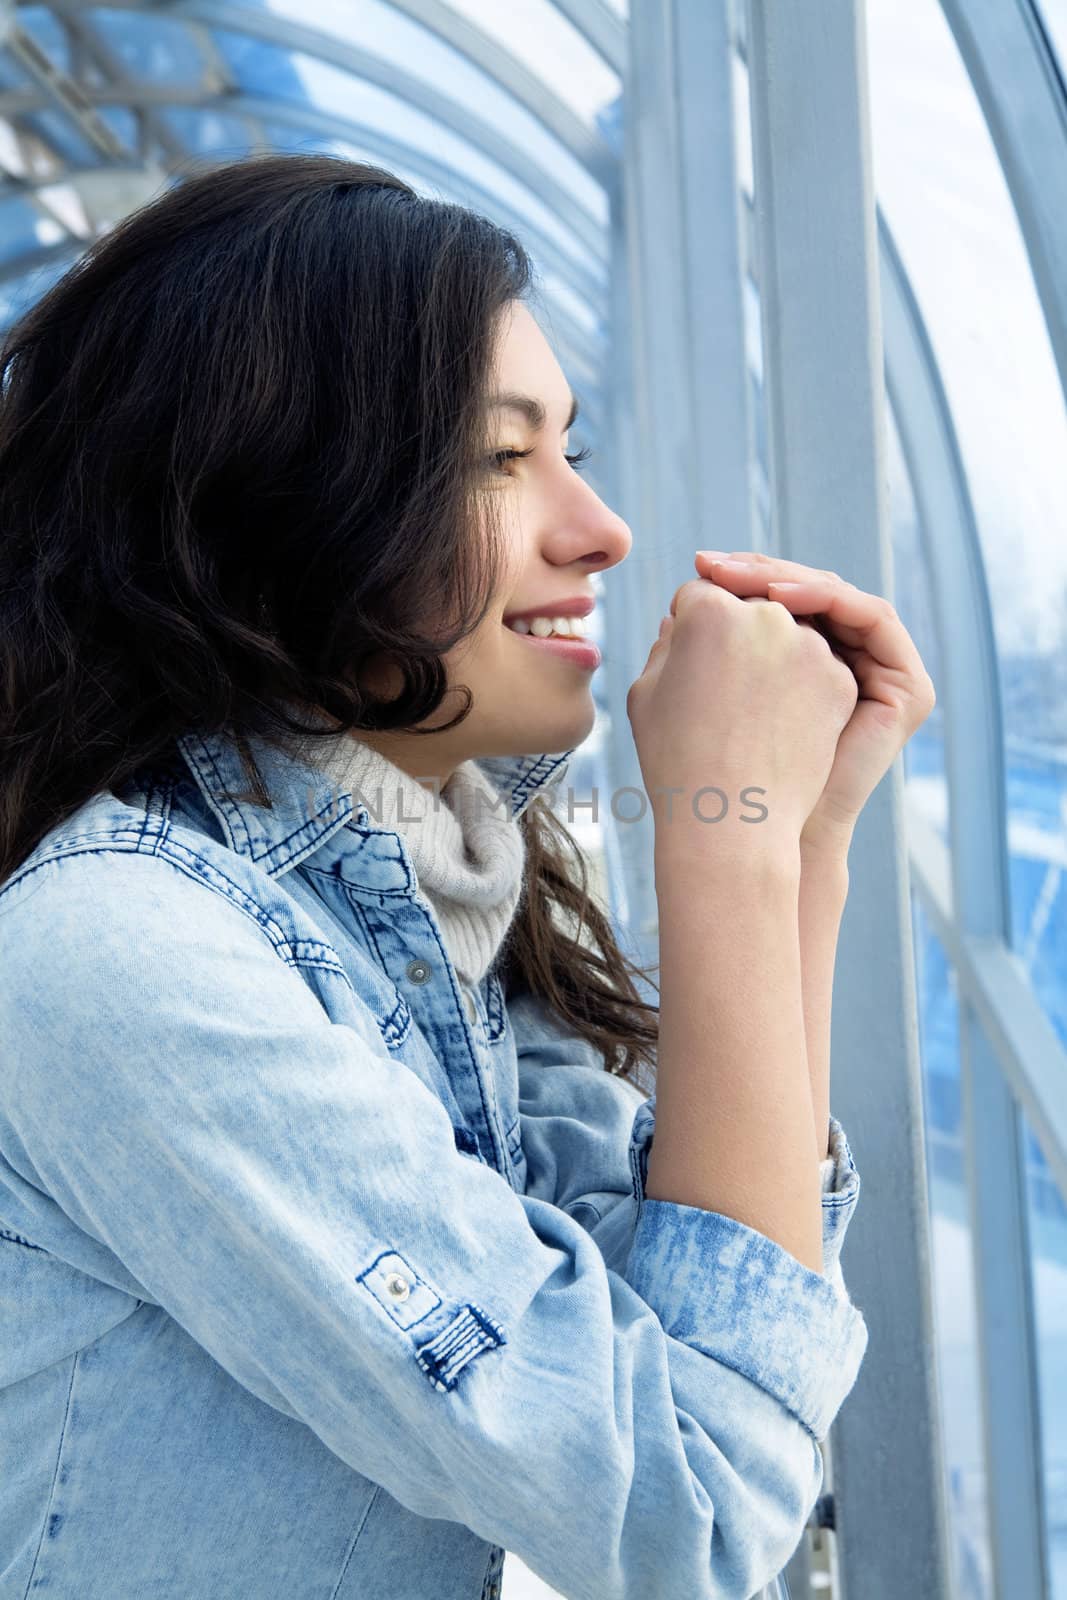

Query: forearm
[646,837,822,1275]
[798,834,852,1162]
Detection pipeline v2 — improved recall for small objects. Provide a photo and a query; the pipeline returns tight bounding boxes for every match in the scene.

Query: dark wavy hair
[0,151,657,1092]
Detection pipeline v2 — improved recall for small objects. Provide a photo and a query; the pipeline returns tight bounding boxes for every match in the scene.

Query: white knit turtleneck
[312,731,526,988]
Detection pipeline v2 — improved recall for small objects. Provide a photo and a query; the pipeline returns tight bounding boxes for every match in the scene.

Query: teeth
[508,615,587,638]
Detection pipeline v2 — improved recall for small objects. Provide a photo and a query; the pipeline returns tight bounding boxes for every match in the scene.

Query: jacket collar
[175,719,576,880]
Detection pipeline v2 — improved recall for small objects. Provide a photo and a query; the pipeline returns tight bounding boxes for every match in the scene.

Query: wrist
[654,825,802,892]
[799,816,855,871]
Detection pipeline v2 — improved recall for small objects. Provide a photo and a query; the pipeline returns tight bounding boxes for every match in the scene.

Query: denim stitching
[190,736,254,860]
[0,1228,45,1251]
[328,1483,384,1600]
[135,775,170,855]
[485,974,508,1042]
[22,1350,78,1598]
[192,736,353,874]
[0,842,350,986]
[414,1304,507,1393]
[416,913,506,1174]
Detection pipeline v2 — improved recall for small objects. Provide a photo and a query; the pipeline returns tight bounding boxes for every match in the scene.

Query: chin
[525,695,597,755]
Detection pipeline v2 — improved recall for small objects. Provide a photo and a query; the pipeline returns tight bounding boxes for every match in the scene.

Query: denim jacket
[0,723,868,1600]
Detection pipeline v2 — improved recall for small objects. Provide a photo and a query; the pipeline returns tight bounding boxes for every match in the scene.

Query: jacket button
[384,1272,411,1301]
[405,959,432,985]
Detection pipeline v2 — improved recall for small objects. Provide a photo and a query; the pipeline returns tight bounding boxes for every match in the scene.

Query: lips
[501,596,596,626]
[506,628,602,671]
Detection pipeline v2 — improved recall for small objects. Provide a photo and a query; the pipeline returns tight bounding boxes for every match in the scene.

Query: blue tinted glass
[888,398,948,847]
[1019,1101,1067,1596]
[869,17,1067,1484]
[249,0,607,218]
[158,108,255,158]
[0,51,35,91]
[0,250,82,332]
[17,109,99,165]
[16,6,72,72]
[88,8,211,86]
[94,105,140,150]
[911,894,993,1599]
[434,0,620,128]
[868,0,1067,935]
[0,196,67,268]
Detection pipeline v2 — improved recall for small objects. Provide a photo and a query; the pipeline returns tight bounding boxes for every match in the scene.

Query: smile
[504,625,601,671]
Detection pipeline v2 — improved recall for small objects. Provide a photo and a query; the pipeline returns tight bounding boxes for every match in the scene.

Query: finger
[693,554,923,677]
[695,550,841,586]
[763,576,927,680]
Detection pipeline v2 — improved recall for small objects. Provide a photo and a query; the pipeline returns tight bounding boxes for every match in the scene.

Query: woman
[0,153,934,1599]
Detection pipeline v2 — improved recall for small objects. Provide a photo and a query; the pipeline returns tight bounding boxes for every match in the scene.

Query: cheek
[442,619,508,677]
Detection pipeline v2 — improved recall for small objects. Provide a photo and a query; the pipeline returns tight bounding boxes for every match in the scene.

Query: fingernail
[698,550,728,561]
[717,559,756,572]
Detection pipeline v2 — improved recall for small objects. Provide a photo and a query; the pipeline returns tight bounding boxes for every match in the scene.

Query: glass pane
[18,110,100,167]
[93,105,141,151]
[1011,800,1067,1050]
[866,0,1067,937]
[1020,1101,1067,1596]
[0,50,36,92]
[911,893,993,1599]
[210,29,604,268]
[444,0,620,126]
[0,250,83,332]
[0,196,69,266]
[88,8,215,88]
[16,6,73,73]
[159,107,256,158]
[258,0,607,214]
[1036,2,1067,84]
[888,396,948,846]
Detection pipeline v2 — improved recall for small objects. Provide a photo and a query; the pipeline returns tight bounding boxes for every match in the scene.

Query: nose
[565,490,632,574]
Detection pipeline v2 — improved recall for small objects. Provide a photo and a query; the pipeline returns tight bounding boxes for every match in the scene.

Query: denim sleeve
[2,852,867,1600]
[513,992,862,1287]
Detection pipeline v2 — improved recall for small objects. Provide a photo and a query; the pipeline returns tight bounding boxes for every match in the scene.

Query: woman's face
[363,300,632,783]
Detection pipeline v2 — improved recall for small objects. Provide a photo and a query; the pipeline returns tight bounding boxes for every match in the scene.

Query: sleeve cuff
[625,1094,868,1440]
[820,1113,861,1280]
[629,1096,861,1282]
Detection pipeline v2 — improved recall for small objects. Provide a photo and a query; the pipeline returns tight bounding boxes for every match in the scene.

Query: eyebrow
[487,390,580,433]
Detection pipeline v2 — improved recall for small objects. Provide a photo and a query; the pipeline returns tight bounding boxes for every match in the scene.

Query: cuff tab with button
[357,1246,508,1394]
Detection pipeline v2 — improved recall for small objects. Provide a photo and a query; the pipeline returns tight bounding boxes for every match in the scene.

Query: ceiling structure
[0,0,625,456]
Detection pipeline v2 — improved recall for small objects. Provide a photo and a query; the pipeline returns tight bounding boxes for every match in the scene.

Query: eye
[487,446,594,475]
[490,448,535,474]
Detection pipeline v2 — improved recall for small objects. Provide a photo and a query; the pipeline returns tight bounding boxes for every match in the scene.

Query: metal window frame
[742,5,954,1596]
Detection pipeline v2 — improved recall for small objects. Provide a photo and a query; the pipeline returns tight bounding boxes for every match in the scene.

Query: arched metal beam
[550,0,627,75]
[937,0,1067,434]
[365,0,615,180]
[0,102,609,311]
[44,0,607,258]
